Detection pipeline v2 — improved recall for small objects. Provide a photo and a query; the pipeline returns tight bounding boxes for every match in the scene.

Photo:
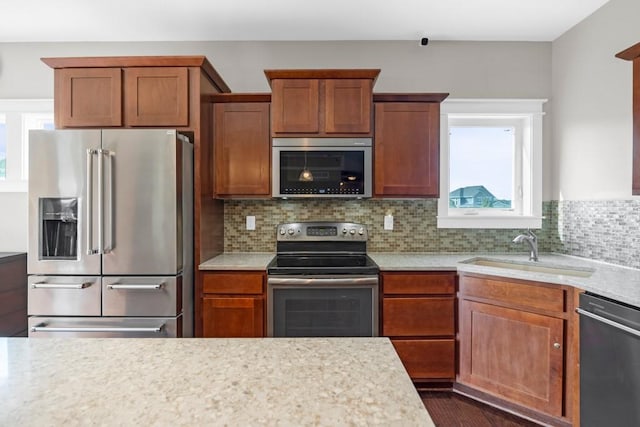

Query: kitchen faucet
[512,229,539,261]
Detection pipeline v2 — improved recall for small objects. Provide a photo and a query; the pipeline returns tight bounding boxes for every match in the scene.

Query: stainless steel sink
[461,257,595,278]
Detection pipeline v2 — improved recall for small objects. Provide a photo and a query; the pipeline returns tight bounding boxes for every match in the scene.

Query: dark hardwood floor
[420,392,539,427]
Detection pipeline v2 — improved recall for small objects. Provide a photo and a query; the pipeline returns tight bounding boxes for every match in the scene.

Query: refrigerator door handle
[104,150,114,253]
[97,149,105,255]
[86,149,99,255]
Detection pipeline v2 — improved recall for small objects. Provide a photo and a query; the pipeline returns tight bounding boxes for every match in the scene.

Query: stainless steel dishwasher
[577,292,640,426]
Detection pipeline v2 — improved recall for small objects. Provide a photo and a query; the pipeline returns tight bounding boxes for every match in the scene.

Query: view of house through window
[449,125,515,209]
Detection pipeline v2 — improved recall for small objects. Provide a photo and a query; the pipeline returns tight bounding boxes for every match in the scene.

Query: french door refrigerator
[27,129,193,337]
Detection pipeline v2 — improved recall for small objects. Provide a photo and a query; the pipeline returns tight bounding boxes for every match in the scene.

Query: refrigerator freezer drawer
[102,276,182,317]
[28,276,101,316]
[28,316,181,338]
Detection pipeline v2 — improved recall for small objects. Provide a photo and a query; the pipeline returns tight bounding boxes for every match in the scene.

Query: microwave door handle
[85,149,98,255]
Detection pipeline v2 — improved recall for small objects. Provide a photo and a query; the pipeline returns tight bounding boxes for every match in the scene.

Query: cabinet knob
[553,342,561,349]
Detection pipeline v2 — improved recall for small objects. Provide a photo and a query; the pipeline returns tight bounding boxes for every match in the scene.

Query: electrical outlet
[384,214,394,230]
[246,216,256,231]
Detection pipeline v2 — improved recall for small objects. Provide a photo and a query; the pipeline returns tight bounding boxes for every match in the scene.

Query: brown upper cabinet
[616,42,640,195]
[42,56,230,129]
[373,94,449,197]
[265,69,380,137]
[210,94,271,197]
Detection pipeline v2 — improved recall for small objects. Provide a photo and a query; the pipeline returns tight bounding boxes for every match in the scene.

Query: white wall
[551,0,640,200]
[0,40,552,251]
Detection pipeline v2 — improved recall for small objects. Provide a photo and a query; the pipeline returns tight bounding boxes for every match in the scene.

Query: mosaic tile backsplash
[224,199,639,269]
[224,199,559,254]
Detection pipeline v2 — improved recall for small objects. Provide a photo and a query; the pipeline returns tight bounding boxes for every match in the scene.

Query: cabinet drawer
[102,276,181,317]
[382,297,454,336]
[391,339,455,380]
[28,276,101,316]
[202,272,264,294]
[383,272,455,295]
[459,274,565,313]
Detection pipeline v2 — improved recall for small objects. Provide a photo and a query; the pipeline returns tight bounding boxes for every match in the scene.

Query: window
[437,99,546,229]
[0,100,54,192]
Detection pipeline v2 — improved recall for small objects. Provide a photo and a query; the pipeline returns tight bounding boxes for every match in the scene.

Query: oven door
[267,275,378,337]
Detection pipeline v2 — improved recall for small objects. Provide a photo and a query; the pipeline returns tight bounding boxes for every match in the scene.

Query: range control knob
[287,228,295,235]
[279,228,286,235]
[358,228,364,235]
[349,229,356,235]
[342,228,348,234]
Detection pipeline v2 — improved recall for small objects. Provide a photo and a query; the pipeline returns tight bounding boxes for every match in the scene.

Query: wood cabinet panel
[271,79,319,134]
[383,272,455,295]
[58,68,122,127]
[0,254,27,337]
[124,67,189,126]
[459,274,565,313]
[324,79,372,133]
[213,102,270,196]
[374,102,440,197]
[383,297,455,336]
[458,299,564,416]
[616,43,640,195]
[202,296,264,337]
[202,272,264,294]
[391,339,455,380]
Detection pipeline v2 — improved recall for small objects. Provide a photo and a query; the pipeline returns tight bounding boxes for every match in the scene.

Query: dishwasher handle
[577,308,640,338]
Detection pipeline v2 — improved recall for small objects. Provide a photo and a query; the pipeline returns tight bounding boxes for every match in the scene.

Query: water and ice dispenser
[40,198,78,259]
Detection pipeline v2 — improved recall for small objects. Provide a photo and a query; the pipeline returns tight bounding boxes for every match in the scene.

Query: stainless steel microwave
[272,138,372,198]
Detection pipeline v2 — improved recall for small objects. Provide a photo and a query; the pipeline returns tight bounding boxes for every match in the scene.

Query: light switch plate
[384,214,394,230]
[246,216,256,230]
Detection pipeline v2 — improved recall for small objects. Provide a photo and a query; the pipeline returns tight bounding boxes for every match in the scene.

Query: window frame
[437,99,546,229]
[0,99,54,192]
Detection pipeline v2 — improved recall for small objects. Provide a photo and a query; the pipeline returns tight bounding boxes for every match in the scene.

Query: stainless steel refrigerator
[27,129,193,337]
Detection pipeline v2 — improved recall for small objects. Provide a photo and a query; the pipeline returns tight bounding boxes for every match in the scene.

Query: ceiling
[1,0,610,43]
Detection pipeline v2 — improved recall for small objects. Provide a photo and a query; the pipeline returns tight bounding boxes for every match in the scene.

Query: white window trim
[0,99,54,192]
[437,99,546,229]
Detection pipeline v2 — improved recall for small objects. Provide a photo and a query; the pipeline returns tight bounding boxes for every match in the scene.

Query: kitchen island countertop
[0,337,434,427]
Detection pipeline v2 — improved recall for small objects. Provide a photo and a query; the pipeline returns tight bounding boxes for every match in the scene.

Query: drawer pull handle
[107,283,164,290]
[553,342,561,349]
[31,324,164,333]
[32,282,92,289]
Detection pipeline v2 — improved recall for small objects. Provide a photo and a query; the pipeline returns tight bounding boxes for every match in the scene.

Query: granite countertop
[1,337,433,427]
[0,252,26,264]
[199,252,275,270]
[199,251,640,308]
[369,252,640,308]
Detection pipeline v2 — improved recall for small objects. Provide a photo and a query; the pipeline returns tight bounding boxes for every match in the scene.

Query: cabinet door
[202,296,264,337]
[124,67,189,126]
[213,102,270,196]
[324,79,372,133]
[57,68,122,127]
[374,102,440,197]
[271,79,319,134]
[458,299,564,416]
[391,339,455,380]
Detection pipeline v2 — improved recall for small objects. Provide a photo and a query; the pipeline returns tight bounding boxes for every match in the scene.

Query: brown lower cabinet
[0,253,27,337]
[381,271,457,382]
[200,271,265,337]
[457,272,579,425]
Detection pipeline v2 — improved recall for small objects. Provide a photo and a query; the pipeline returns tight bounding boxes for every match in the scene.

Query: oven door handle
[267,276,378,286]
